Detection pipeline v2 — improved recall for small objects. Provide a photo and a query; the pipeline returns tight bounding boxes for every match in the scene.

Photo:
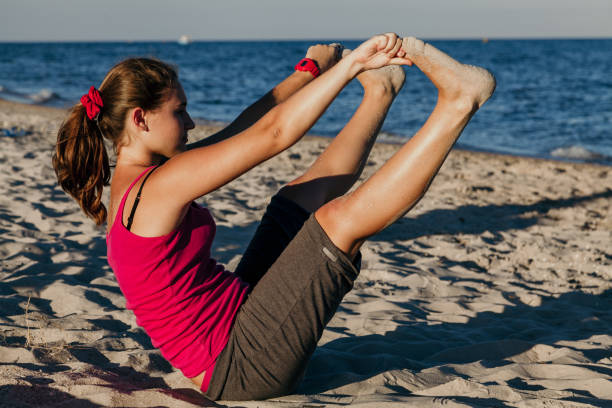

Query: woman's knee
[277,180,329,213]
[279,172,359,214]
[315,196,362,257]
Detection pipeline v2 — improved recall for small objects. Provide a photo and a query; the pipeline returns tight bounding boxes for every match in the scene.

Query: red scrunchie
[81,86,103,120]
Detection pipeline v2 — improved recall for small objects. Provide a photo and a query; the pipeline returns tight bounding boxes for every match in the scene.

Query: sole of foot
[401,36,496,110]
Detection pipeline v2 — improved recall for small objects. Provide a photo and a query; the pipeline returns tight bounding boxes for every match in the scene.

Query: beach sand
[1,98,611,407]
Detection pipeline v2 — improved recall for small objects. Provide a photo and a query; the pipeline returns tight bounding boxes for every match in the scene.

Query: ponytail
[53,104,110,225]
[52,57,178,225]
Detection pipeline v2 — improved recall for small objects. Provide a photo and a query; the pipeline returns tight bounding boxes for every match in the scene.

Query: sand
[0,98,611,407]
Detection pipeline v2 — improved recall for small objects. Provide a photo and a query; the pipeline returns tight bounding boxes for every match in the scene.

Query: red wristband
[294,58,320,78]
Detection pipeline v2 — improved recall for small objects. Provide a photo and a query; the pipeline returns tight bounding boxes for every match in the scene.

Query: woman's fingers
[388,37,403,58]
[388,56,413,66]
[382,33,398,53]
[389,36,413,65]
[379,34,406,62]
[351,33,414,71]
[329,42,345,61]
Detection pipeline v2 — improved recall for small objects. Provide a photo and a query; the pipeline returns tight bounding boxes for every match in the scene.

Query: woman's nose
[185,113,195,130]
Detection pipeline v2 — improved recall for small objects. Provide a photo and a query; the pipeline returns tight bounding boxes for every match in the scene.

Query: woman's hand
[173,35,410,206]
[305,43,344,74]
[347,33,412,73]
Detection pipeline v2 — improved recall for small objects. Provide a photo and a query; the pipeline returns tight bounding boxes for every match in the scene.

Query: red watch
[294,58,320,78]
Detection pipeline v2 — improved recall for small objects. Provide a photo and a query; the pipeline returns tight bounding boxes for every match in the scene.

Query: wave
[0,84,63,105]
[0,127,32,137]
[550,145,607,162]
[29,89,61,104]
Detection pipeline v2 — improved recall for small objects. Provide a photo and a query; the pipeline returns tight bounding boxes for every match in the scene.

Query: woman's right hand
[347,33,413,73]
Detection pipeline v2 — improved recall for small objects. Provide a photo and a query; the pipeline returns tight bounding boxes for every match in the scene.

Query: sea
[1,39,611,165]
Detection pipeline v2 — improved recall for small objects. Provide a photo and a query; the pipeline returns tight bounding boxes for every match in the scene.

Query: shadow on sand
[371,188,612,242]
[299,286,612,406]
[1,188,610,406]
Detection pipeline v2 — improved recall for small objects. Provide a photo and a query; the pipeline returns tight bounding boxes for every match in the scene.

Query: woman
[53,34,495,400]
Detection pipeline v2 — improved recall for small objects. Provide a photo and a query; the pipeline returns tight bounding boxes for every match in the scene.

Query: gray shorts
[204,192,361,400]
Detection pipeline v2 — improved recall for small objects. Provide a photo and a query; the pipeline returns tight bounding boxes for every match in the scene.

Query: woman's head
[53,57,181,225]
[134,82,195,159]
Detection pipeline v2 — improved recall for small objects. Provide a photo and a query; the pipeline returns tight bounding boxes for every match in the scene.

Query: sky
[1,0,611,42]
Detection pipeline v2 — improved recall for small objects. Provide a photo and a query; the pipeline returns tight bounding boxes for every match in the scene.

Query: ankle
[363,83,396,100]
[437,92,479,115]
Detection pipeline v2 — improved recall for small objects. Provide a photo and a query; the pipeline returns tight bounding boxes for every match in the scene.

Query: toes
[401,36,425,57]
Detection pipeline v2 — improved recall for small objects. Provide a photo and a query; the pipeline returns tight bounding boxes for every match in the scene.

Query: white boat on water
[178,35,191,45]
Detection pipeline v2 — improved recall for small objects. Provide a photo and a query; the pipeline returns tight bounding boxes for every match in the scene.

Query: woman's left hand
[305,43,344,74]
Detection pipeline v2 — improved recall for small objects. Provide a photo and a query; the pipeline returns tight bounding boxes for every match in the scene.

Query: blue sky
[1,0,611,41]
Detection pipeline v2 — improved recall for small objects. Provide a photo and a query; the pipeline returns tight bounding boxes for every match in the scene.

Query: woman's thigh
[233,190,310,288]
[207,214,361,401]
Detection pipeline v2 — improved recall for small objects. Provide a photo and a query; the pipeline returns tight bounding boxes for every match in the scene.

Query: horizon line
[1,35,612,44]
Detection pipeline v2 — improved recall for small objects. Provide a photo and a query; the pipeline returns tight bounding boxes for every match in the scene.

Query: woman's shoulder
[107,165,153,229]
[108,163,196,237]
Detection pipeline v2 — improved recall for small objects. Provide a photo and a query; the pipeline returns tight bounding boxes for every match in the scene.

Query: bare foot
[343,49,406,96]
[401,37,496,110]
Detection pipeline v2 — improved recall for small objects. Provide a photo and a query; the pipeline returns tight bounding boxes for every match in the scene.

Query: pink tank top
[106,167,249,391]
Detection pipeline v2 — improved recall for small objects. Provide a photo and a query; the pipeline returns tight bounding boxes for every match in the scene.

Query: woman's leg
[234,63,406,286]
[279,61,406,213]
[315,37,496,258]
[209,213,360,400]
[209,39,495,401]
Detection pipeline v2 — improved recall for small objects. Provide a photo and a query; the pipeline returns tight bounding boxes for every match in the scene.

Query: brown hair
[52,58,178,225]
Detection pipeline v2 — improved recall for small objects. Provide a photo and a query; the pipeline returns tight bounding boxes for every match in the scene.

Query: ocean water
[0,39,611,165]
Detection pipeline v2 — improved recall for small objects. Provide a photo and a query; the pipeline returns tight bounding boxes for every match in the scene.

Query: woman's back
[106,166,249,386]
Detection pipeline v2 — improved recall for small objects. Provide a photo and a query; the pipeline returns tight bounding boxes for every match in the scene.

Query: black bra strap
[126,166,158,231]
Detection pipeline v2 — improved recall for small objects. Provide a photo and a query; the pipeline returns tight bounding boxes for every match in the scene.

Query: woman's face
[144,83,195,158]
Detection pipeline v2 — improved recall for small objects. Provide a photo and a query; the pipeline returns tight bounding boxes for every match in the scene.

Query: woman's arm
[156,34,410,208]
[188,44,343,149]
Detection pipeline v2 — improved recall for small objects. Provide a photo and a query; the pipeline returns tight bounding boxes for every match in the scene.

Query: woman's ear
[131,107,149,132]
